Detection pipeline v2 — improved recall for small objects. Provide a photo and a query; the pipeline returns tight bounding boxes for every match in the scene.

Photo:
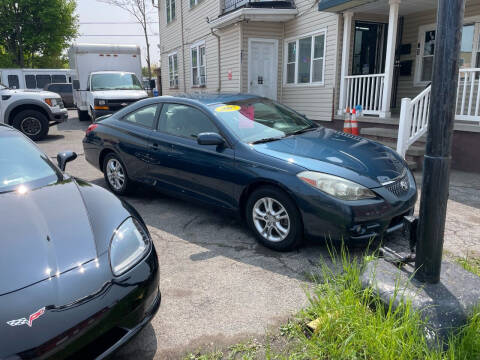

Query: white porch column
[381,0,401,118]
[338,11,353,116]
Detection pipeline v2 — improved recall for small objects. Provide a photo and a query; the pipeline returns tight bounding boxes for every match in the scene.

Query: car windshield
[0,133,60,193]
[91,73,143,91]
[209,99,318,144]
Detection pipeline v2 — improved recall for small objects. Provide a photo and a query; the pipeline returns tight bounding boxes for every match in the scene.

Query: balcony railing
[223,0,294,14]
[456,68,480,122]
[344,73,385,116]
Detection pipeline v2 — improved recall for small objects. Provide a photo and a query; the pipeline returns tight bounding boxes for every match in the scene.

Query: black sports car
[0,124,160,359]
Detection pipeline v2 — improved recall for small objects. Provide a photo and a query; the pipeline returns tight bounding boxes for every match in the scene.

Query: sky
[75,0,160,67]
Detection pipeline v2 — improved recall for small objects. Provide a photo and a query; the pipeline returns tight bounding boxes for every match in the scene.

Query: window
[166,0,175,23]
[8,75,19,89]
[158,103,217,139]
[416,20,480,85]
[191,42,206,86]
[123,104,159,129]
[168,53,179,88]
[25,75,36,89]
[52,75,67,83]
[190,0,201,7]
[36,75,51,89]
[285,31,326,85]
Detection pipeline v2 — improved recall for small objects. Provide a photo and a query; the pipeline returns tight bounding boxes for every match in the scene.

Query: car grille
[383,173,410,197]
[106,98,146,111]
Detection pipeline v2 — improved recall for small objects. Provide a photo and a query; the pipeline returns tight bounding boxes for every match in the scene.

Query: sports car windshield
[0,134,60,193]
[91,73,143,91]
[210,99,318,144]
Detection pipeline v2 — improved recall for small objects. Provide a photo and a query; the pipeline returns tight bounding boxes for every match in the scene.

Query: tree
[0,0,78,68]
[99,0,154,82]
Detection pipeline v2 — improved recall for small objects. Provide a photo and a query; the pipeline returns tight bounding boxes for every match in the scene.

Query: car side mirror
[57,151,77,171]
[197,132,225,146]
[73,80,80,90]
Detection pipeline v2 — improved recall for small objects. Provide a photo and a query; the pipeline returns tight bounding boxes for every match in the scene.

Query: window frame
[7,75,19,89]
[120,103,161,130]
[283,29,327,87]
[191,41,207,87]
[189,0,201,8]
[155,102,223,142]
[165,0,175,24]
[25,75,37,89]
[415,17,480,87]
[168,52,179,89]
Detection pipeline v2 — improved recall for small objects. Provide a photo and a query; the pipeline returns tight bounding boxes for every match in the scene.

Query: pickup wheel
[78,110,91,122]
[12,110,49,141]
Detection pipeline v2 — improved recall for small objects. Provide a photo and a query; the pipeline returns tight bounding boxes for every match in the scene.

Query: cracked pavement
[34,111,480,359]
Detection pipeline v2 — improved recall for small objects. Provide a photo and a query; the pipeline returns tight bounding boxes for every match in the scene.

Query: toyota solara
[83,94,417,251]
[0,124,160,359]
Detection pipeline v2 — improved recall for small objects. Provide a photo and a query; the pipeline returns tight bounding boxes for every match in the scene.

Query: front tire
[246,186,303,251]
[103,153,131,195]
[12,110,49,141]
[78,110,91,122]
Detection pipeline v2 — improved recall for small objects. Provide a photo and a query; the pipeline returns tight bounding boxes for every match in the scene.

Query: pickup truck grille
[106,99,145,111]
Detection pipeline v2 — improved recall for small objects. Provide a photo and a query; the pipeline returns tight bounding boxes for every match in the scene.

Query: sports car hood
[92,89,148,100]
[253,127,407,187]
[0,179,97,295]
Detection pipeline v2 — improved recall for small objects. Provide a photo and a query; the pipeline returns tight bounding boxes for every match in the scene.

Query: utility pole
[414,0,466,283]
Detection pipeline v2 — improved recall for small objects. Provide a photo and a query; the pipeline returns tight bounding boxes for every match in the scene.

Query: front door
[352,21,388,75]
[248,39,278,100]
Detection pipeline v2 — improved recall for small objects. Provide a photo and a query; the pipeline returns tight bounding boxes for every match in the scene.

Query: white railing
[396,85,431,158]
[456,68,480,122]
[345,74,385,116]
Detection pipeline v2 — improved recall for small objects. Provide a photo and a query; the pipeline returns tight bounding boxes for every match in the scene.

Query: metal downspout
[211,28,221,93]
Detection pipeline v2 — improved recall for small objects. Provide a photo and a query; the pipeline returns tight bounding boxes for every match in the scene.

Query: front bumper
[0,247,160,360]
[296,171,418,243]
[49,107,68,123]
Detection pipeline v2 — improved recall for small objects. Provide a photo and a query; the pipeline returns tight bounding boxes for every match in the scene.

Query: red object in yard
[343,107,352,134]
[350,108,359,135]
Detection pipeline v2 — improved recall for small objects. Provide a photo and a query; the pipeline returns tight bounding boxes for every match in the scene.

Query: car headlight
[44,98,59,107]
[109,217,150,276]
[297,171,376,200]
[98,99,106,106]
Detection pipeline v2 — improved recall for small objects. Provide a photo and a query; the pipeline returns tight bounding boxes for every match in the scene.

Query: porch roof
[318,0,437,15]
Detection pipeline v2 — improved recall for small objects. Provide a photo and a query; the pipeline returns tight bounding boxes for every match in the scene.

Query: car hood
[3,89,60,98]
[252,128,407,187]
[92,89,148,100]
[0,179,97,295]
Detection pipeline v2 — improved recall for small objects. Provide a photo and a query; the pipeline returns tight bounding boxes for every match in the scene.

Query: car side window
[122,104,159,129]
[157,103,218,139]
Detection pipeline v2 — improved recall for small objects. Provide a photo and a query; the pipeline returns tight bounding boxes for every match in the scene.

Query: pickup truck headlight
[44,98,60,107]
[94,99,109,110]
[110,217,150,276]
[297,171,376,200]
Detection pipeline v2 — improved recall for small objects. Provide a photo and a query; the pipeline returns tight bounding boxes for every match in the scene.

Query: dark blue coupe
[83,94,417,251]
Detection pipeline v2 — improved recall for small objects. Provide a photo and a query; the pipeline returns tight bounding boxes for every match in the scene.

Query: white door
[248,39,278,100]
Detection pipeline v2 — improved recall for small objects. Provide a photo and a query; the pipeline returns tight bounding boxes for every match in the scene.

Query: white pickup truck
[0,83,68,140]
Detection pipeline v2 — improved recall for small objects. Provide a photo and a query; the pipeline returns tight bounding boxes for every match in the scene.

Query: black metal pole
[414,0,465,284]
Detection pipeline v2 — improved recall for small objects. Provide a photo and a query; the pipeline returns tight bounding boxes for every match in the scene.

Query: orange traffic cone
[343,108,352,134]
[351,108,359,135]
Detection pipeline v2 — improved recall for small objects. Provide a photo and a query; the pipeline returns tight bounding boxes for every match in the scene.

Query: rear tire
[12,110,49,141]
[78,110,91,122]
[103,153,131,195]
[246,186,303,251]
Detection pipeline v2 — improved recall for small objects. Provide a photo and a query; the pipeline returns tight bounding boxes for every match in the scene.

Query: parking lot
[36,111,480,359]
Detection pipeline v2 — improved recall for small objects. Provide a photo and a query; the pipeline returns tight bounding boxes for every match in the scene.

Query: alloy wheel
[106,158,126,191]
[20,117,42,136]
[252,197,290,242]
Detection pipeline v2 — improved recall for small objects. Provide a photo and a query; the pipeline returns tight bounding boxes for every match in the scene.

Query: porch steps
[359,127,426,171]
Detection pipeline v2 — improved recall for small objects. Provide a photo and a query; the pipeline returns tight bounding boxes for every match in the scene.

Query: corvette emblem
[6,307,45,327]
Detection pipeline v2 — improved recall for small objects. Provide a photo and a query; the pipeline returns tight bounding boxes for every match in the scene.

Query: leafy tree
[0,0,78,68]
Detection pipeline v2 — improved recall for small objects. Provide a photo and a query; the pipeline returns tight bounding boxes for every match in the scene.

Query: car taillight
[86,124,98,135]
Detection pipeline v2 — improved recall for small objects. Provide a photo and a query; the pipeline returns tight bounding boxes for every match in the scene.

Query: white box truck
[68,43,148,121]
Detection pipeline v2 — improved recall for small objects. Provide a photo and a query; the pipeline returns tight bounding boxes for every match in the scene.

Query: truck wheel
[12,110,49,141]
[78,110,91,122]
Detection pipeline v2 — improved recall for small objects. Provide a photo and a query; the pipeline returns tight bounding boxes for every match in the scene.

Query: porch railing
[396,85,431,158]
[456,68,480,122]
[344,74,385,116]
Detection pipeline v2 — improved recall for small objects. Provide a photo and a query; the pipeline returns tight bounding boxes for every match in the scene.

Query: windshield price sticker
[215,105,241,112]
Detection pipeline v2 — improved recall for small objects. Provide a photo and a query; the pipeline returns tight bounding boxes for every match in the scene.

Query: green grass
[185,250,480,360]
[455,256,480,277]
